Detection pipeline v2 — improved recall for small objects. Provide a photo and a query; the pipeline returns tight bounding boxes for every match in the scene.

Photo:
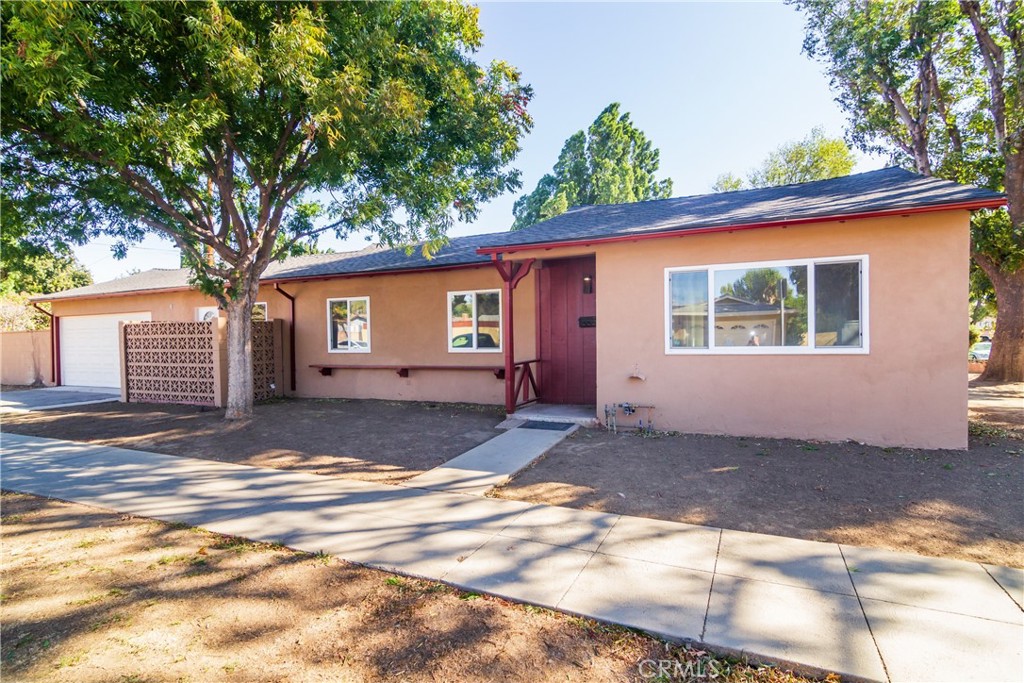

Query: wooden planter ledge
[311,364,506,379]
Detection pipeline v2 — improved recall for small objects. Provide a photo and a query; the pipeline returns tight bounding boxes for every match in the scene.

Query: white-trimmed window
[252,302,268,321]
[327,297,370,353]
[448,290,501,352]
[665,256,868,354]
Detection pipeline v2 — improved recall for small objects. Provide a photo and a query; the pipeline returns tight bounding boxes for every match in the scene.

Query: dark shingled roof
[475,167,1004,251]
[38,167,1002,302]
[38,237,497,301]
[263,233,496,281]
[38,267,193,301]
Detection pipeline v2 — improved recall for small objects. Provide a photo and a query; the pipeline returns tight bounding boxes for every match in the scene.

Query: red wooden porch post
[491,256,534,414]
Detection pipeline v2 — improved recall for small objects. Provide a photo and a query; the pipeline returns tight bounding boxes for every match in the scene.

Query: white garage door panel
[60,312,151,388]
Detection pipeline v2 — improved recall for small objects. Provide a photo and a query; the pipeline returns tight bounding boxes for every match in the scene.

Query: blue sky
[74,2,884,282]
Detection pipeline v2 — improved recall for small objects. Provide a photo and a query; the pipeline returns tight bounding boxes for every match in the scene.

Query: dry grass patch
[1,492,825,683]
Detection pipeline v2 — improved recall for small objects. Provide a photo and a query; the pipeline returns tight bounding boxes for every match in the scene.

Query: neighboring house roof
[475,167,1005,254]
[672,296,794,316]
[37,167,1004,302]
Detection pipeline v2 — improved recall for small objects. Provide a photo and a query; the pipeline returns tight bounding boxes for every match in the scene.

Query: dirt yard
[4,384,1021,569]
[0,493,819,683]
[2,398,505,484]
[492,425,1024,568]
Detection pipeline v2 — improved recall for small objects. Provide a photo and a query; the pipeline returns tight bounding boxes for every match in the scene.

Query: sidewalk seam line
[839,543,891,683]
[553,514,622,609]
[979,562,1024,614]
[700,529,722,642]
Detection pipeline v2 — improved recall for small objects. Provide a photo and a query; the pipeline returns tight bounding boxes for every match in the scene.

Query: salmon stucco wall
[583,211,969,449]
[1,330,54,387]
[50,290,216,321]
[275,265,536,405]
[47,265,536,407]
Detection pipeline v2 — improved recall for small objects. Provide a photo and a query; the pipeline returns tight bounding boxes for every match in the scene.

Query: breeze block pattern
[123,321,217,405]
[122,319,282,407]
[251,320,277,401]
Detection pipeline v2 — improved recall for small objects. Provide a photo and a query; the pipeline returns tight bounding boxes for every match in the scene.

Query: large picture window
[666,256,867,354]
[327,297,370,353]
[448,290,501,352]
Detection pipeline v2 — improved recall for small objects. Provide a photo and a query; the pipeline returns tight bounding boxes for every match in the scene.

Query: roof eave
[476,197,1007,257]
[32,285,194,304]
[39,261,492,302]
[261,260,490,286]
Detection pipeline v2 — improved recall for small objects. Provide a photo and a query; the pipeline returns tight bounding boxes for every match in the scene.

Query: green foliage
[711,172,745,193]
[792,0,1023,270]
[713,128,856,192]
[1,215,92,296]
[512,103,672,229]
[748,127,856,187]
[794,0,1024,380]
[2,1,532,415]
[1,213,92,331]
[1,1,533,302]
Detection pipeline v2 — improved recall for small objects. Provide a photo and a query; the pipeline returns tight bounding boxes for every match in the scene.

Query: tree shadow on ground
[491,428,1024,568]
[1,493,686,683]
[1,398,506,484]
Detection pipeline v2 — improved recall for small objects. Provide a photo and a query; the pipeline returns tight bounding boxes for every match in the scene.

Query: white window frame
[664,254,869,355]
[326,296,371,354]
[252,302,268,321]
[447,289,502,353]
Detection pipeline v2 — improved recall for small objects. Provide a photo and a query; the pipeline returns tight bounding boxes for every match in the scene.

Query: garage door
[60,312,152,388]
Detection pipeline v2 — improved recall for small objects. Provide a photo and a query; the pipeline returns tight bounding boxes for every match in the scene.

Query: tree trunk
[977,261,1024,382]
[224,295,255,420]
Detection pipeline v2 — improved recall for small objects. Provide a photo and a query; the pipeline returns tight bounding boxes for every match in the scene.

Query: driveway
[0,387,120,414]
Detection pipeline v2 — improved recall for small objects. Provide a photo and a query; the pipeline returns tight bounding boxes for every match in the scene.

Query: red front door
[537,256,597,405]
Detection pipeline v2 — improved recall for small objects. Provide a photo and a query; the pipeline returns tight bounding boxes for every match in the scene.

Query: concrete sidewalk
[1,432,1021,682]
[0,386,120,413]
[402,421,576,495]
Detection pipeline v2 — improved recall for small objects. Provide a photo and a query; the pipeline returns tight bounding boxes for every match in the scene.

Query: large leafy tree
[1,213,92,331]
[793,0,1023,381]
[712,127,856,191]
[512,103,672,229]
[1,221,92,297]
[2,1,532,418]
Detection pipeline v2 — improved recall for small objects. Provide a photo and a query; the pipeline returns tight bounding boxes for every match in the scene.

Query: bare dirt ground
[489,379,1023,568]
[1,398,505,484]
[492,424,1023,568]
[5,384,1021,568]
[0,492,819,683]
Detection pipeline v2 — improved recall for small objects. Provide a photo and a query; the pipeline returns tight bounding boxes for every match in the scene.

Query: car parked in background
[969,341,991,361]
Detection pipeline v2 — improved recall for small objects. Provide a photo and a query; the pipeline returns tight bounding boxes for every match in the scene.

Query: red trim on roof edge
[475,198,1007,256]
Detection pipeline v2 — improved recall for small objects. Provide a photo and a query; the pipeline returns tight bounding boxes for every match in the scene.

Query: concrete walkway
[1,432,1021,682]
[0,386,120,414]
[402,421,576,495]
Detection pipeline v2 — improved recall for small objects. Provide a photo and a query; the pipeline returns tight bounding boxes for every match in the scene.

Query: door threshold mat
[519,420,576,431]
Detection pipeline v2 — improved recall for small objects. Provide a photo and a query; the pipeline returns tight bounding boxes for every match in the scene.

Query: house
[30,168,1004,449]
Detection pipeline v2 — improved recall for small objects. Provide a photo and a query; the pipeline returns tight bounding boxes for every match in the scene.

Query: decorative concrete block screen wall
[119,319,283,407]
